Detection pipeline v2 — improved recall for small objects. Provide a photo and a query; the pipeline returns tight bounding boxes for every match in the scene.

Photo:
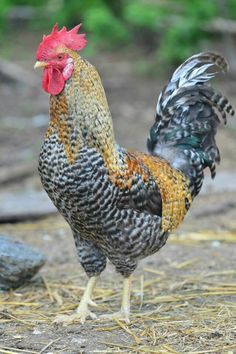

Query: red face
[35,50,74,95]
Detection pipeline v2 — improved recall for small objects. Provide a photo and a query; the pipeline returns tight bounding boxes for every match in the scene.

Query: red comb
[36,23,87,60]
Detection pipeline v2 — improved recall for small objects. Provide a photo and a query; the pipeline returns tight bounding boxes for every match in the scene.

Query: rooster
[34,24,234,324]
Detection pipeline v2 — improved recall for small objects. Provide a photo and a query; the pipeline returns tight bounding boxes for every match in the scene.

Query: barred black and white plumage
[35,26,234,324]
[148,52,234,197]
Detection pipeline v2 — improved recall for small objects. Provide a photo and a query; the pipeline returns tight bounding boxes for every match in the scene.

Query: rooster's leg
[101,276,131,323]
[53,276,98,325]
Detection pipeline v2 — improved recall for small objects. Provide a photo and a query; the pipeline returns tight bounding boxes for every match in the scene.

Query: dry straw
[0,222,235,353]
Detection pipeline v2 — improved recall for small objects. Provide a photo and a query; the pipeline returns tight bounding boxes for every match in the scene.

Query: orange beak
[34,61,47,69]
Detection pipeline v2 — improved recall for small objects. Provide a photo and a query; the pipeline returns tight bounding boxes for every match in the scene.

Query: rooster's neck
[47,56,119,167]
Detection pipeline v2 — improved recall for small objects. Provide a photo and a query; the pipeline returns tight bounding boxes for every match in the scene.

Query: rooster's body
[35,25,234,323]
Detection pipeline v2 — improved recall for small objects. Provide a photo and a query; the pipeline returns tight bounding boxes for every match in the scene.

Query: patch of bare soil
[0,34,236,353]
[0,218,236,353]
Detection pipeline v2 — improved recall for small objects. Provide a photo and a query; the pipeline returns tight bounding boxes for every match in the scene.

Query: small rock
[0,235,46,290]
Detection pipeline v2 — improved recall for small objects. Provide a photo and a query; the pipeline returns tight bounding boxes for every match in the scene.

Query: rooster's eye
[57,54,64,60]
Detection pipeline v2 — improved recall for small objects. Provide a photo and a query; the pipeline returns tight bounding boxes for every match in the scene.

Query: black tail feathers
[148,52,234,196]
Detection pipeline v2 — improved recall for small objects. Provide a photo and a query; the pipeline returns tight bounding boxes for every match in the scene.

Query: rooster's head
[34,23,87,95]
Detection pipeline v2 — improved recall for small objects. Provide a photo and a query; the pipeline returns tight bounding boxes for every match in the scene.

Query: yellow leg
[53,276,98,325]
[101,276,132,323]
[120,276,131,322]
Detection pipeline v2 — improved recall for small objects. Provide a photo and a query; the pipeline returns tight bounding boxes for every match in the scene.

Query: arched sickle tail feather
[148,52,234,197]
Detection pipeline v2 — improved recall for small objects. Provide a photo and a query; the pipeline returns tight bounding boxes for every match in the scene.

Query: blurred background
[0,0,236,229]
[0,0,236,224]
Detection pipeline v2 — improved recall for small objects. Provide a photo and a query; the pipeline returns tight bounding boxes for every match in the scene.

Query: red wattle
[42,67,65,95]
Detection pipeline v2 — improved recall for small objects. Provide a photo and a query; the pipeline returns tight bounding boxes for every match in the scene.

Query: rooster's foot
[53,276,98,325]
[100,307,130,324]
[53,301,97,326]
[53,299,98,325]
[101,276,131,324]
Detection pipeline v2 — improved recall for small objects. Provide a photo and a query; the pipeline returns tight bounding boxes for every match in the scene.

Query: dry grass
[0,227,236,353]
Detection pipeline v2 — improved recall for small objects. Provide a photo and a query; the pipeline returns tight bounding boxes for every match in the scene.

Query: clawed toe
[53,308,97,326]
[88,299,98,307]
[100,310,130,324]
[53,276,99,325]
[53,313,80,326]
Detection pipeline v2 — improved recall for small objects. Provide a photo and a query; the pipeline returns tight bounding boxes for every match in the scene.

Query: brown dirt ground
[0,30,236,353]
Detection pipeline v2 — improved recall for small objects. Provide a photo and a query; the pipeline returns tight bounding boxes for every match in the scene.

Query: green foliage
[1,0,236,65]
[122,0,220,65]
[8,0,47,4]
[158,0,218,64]
[47,0,130,48]
[227,0,236,18]
[85,4,130,47]
[123,2,165,29]
[0,0,10,27]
